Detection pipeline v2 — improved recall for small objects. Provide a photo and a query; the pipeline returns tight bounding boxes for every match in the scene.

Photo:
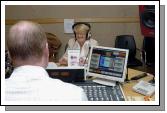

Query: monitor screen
[88,46,129,83]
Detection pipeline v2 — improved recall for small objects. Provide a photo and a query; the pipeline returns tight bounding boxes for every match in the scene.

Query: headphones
[72,22,91,40]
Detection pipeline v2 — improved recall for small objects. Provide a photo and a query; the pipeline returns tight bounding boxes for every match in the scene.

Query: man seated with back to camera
[59,22,98,66]
[5,21,88,101]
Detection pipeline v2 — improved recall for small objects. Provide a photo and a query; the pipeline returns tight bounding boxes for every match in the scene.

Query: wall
[5,5,144,61]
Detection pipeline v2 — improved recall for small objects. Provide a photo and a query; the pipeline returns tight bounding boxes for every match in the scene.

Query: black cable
[125,67,130,82]
[83,46,91,66]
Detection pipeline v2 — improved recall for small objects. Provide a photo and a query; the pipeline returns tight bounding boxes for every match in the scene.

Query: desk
[122,68,155,101]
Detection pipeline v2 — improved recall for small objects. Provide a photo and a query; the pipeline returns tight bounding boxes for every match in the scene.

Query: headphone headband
[72,22,91,31]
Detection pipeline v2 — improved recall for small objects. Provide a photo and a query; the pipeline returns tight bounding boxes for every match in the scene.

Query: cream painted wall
[5,5,144,61]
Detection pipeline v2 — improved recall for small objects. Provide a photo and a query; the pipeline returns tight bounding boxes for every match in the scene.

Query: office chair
[142,37,155,67]
[46,32,62,62]
[115,35,143,67]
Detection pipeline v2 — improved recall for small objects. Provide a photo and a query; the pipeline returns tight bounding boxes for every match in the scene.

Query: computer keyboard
[74,82,126,101]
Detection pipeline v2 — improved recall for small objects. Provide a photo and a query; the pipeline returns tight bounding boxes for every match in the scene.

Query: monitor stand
[92,78,116,86]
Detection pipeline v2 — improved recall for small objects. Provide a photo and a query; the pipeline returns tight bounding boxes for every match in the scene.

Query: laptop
[46,67,86,83]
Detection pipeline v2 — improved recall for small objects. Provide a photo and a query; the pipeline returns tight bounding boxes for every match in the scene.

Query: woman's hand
[58,58,68,66]
[79,57,86,66]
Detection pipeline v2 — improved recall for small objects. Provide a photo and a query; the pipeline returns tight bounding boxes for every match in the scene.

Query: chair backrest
[46,32,62,49]
[142,37,155,67]
[46,32,62,62]
[115,35,136,60]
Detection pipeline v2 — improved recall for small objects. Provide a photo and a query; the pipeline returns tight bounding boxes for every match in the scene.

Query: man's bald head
[7,21,48,66]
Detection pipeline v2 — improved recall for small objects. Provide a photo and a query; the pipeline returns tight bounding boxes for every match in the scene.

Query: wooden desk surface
[122,68,155,101]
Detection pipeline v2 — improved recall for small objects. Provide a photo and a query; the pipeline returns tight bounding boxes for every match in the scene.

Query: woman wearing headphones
[59,22,98,66]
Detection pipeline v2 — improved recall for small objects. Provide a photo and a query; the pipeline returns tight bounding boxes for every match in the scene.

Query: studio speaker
[139,5,155,37]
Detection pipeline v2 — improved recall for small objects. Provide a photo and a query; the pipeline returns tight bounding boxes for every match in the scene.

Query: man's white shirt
[5,65,88,101]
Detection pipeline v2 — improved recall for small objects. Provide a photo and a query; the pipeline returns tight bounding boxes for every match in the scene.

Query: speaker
[72,22,91,40]
[139,5,155,37]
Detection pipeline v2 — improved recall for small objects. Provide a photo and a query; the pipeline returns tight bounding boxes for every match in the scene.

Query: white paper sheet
[68,49,80,66]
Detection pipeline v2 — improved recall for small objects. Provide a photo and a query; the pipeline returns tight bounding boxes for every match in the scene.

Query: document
[68,49,80,66]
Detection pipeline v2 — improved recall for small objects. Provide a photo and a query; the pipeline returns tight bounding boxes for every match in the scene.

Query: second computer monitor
[87,46,129,85]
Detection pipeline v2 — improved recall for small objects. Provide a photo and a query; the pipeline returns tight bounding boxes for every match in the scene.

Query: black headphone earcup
[86,32,88,40]
[74,32,77,40]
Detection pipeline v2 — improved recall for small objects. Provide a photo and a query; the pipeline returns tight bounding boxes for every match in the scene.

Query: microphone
[87,40,91,50]
[82,41,91,66]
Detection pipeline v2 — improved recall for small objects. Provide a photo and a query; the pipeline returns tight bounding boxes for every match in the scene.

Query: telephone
[132,80,155,96]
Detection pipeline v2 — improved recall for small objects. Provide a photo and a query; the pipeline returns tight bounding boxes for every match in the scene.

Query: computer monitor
[87,46,129,86]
